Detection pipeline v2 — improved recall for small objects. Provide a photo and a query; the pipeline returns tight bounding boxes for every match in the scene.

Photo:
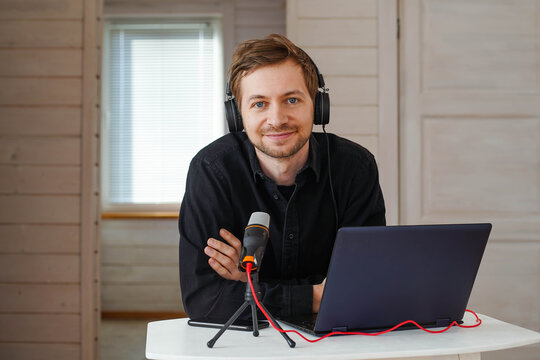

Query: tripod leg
[207,301,249,348]
[258,302,296,348]
[250,301,259,337]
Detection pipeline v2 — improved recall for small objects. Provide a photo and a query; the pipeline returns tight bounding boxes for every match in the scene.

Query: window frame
[100,17,224,214]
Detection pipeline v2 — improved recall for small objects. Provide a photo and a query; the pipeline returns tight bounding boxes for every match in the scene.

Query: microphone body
[239,212,270,272]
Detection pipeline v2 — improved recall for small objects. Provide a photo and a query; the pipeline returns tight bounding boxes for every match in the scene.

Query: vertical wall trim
[378,0,399,225]
[82,0,102,358]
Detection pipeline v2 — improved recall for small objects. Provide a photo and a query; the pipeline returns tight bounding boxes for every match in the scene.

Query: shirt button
[288,233,294,239]
[273,194,279,200]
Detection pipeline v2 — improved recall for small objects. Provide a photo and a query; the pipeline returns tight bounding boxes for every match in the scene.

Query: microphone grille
[248,212,270,228]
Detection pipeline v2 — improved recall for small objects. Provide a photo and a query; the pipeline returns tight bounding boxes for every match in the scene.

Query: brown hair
[228,34,318,107]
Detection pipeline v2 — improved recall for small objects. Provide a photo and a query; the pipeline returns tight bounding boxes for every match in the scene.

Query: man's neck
[255,141,310,186]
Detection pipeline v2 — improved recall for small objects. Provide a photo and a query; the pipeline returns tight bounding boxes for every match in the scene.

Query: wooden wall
[288,1,540,359]
[100,0,286,313]
[0,0,101,359]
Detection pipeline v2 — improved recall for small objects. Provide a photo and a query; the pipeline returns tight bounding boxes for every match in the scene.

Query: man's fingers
[219,229,242,251]
[207,238,238,260]
[204,245,236,270]
[208,258,232,279]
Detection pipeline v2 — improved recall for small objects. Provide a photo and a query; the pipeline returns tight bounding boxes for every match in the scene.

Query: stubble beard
[251,126,311,159]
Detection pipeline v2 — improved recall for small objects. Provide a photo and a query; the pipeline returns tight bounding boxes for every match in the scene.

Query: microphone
[239,212,270,272]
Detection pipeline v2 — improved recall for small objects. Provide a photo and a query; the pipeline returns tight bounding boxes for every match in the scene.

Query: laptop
[278,223,491,336]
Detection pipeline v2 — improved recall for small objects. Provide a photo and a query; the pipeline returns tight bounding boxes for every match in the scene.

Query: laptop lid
[285,223,491,335]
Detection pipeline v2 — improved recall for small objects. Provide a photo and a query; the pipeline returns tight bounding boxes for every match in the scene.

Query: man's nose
[266,103,288,127]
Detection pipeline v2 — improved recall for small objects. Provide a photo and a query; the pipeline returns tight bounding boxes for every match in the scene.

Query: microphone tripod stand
[207,271,296,348]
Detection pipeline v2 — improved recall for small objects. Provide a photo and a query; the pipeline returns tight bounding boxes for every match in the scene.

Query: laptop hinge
[436,318,451,327]
[332,326,348,332]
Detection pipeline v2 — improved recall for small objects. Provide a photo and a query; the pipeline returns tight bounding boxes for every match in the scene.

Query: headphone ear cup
[314,91,330,126]
[225,98,243,132]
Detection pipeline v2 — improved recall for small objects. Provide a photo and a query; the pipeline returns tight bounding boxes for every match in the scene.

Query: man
[179,34,385,323]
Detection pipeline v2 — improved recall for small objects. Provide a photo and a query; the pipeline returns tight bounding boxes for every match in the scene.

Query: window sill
[101,212,178,220]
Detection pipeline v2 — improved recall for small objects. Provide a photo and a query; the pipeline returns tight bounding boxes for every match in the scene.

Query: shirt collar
[245,133,322,184]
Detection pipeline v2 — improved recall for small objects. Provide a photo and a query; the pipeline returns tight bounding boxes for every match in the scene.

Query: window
[102,19,224,212]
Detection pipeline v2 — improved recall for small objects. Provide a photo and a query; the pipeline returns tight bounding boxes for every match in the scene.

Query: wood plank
[0,284,79,312]
[326,105,378,135]
[0,137,80,165]
[297,19,377,47]
[101,219,178,247]
[0,78,82,105]
[235,26,286,44]
[0,343,79,360]
[0,20,82,48]
[102,246,178,265]
[326,76,378,106]
[0,314,80,342]
[0,254,79,283]
[0,165,80,194]
[235,0,285,9]
[305,47,377,76]
[0,224,80,253]
[102,264,178,284]
[101,284,182,312]
[0,49,82,77]
[235,7,285,27]
[297,0,377,18]
[0,0,83,19]
[0,107,81,136]
[0,195,80,223]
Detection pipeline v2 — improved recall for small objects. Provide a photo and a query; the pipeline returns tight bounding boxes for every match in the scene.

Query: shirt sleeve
[179,157,314,322]
[340,154,386,227]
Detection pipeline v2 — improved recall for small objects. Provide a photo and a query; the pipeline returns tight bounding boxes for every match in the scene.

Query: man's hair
[228,34,319,107]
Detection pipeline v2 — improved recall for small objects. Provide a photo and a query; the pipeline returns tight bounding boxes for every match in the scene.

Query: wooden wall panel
[101,284,182,311]
[0,284,80,312]
[234,0,286,44]
[0,254,79,283]
[0,224,80,253]
[305,48,378,76]
[0,314,80,342]
[296,19,377,47]
[0,49,82,77]
[102,265,178,283]
[327,106,378,135]
[0,79,82,105]
[0,0,83,19]
[326,76,378,106]
[296,0,376,18]
[0,343,79,360]
[0,137,80,165]
[0,107,81,136]
[0,0,99,357]
[102,246,177,265]
[0,195,80,223]
[0,165,80,194]
[0,20,82,48]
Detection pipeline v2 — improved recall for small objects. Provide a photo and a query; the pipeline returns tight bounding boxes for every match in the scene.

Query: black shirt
[178,132,385,322]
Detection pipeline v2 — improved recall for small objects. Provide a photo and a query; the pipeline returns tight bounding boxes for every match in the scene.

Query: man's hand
[313,278,326,313]
[204,228,247,282]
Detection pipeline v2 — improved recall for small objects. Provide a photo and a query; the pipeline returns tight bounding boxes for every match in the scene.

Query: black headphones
[224,58,330,132]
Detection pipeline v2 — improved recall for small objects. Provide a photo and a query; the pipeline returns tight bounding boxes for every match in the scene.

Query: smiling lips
[264,131,295,141]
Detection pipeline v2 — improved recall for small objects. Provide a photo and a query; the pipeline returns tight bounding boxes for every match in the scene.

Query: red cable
[245,263,482,343]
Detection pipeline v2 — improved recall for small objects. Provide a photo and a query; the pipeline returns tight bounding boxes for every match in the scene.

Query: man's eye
[288,98,298,104]
[254,102,264,108]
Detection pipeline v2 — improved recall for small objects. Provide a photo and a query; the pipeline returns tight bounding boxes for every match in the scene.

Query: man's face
[239,59,314,160]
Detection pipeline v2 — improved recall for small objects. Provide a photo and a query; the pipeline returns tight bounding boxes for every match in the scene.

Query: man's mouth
[264,131,294,141]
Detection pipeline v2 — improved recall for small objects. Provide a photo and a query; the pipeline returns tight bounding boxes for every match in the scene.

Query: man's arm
[179,157,314,321]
